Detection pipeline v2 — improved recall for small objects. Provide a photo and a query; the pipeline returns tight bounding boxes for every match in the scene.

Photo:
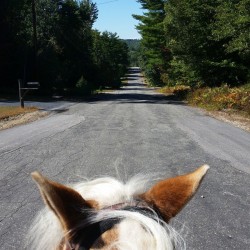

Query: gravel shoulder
[205,110,250,132]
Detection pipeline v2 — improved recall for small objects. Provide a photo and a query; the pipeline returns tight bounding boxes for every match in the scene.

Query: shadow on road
[87,90,185,105]
[87,69,185,105]
[0,68,185,107]
[88,94,185,105]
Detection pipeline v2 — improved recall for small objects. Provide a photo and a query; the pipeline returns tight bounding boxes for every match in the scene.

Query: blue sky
[93,0,143,39]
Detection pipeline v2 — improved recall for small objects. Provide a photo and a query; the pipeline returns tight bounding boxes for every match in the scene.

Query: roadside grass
[0,106,38,120]
[159,84,250,117]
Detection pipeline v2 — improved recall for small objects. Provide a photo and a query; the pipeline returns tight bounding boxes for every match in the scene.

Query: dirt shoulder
[0,110,49,131]
[205,110,250,132]
[156,88,250,133]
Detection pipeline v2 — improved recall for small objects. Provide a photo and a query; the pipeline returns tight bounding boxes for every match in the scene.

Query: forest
[124,39,141,67]
[0,0,129,96]
[134,0,250,88]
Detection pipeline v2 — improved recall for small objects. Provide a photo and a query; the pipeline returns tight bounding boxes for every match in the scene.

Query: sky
[93,0,143,39]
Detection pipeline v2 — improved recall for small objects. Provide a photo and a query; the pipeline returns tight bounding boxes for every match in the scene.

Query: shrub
[159,85,191,99]
[74,76,93,95]
[188,85,250,114]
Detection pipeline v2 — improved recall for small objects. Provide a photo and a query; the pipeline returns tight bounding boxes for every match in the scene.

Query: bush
[188,85,250,114]
[74,76,93,95]
[159,85,191,99]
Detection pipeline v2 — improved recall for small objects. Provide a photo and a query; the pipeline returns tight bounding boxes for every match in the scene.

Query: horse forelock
[26,176,186,250]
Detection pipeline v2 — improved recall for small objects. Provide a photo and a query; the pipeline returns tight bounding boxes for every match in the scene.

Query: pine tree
[133,0,167,85]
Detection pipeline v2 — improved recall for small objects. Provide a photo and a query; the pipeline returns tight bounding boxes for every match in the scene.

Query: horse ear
[31,172,96,233]
[139,165,209,222]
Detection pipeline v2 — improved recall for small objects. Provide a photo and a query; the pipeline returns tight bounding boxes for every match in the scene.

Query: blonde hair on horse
[26,165,209,250]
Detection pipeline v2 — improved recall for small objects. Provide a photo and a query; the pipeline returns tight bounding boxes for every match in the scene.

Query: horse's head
[28,165,209,249]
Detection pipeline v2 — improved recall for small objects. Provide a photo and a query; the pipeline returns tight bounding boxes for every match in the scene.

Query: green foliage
[125,39,140,50]
[133,0,167,86]
[164,0,224,85]
[134,0,250,87]
[213,0,250,56]
[0,0,128,96]
[211,0,250,83]
[92,31,129,88]
[124,39,141,66]
[75,76,93,95]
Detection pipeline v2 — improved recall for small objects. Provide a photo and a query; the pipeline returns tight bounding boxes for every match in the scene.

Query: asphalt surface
[0,68,249,249]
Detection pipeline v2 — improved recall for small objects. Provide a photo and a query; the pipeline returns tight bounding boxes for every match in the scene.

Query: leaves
[0,0,128,94]
[188,85,250,113]
[133,0,167,86]
[134,0,250,87]
[92,31,129,87]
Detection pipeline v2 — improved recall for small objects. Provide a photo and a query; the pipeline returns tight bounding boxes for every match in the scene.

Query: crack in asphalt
[0,68,249,249]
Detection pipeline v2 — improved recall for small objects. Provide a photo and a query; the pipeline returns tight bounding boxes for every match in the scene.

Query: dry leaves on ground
[0,111,48,131]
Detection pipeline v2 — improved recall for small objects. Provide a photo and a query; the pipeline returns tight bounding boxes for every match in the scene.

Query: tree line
[124,39,141,67]
[0,0,129,95]
[134,0,250,87]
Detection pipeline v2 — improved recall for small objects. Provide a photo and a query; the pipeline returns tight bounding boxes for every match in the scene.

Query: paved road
[0,68,249,249]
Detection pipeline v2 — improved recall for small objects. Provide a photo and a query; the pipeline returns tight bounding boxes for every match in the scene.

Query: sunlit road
[0,68,249,249]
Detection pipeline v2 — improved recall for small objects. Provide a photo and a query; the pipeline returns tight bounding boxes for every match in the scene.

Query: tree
[0,0,29,92]
[135,0,250,87]
[133,0,167,85]
[1,0,129,96]
[164,0,225,86]
[92,31,129,88]
[164,0,250,86]
[212,0,250,84]
[54,0,97,90]
[124,39,141,66]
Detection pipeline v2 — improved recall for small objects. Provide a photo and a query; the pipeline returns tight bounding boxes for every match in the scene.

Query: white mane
[26,175,186,250]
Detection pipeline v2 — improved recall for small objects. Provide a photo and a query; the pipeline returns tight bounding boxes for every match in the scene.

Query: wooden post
[18,79,24,108]
[31,0,37,80]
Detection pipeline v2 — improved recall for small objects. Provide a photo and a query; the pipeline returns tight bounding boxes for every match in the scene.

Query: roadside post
[18,79,40,108]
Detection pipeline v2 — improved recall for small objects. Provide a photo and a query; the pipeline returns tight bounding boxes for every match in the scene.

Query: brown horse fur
[139,165,209,222]
[29,165,209,249]
[31,172,97,237]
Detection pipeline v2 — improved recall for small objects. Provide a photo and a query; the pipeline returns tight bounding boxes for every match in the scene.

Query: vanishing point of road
[0,68,249,249]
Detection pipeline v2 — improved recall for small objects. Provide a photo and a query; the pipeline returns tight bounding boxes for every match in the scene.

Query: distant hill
[123,39,140,50]
[123,39,141,67]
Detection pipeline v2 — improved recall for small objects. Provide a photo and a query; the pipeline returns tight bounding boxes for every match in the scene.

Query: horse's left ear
[139,165,209,222]
[31,172,96,234]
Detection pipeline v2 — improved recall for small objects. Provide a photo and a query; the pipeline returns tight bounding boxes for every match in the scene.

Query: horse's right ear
[31,172,97,235]
[139,165,209,222]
